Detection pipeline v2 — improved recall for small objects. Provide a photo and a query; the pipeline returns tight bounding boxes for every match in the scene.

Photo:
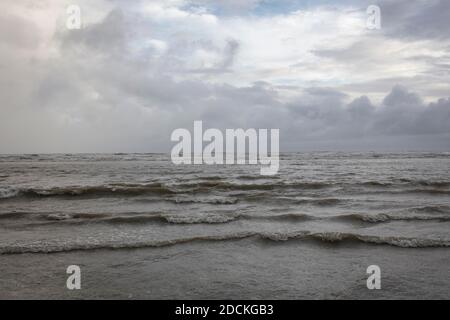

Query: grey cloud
[347,96,375,119]
[378,0,450,40]
[312,36,450,102]
[61,9,129,56]
[1,1,450,153]
[382,85,422,107]
[221,39,239,70]
[62,7,240,75]
[312,40,376,63]
[190,0,262,14]
[188,39,240,74]
[0,12,41,50]
[283,85,450,146]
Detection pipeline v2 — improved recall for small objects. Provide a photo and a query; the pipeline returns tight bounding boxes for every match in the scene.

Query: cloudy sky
[1,0,449,153]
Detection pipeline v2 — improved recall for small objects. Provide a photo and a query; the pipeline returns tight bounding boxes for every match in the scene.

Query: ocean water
[0,152,449,299]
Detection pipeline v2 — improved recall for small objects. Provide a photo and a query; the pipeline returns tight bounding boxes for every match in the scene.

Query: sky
[0,0,449,153]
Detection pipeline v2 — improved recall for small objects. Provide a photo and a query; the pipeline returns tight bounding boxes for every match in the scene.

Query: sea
[0,152,449,299]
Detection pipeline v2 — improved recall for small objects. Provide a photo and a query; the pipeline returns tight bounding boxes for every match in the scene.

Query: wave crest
[1,231,449,254]
[0,183,176,199]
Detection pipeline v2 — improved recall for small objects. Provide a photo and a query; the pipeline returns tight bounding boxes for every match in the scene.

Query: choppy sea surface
[0,152,449,299]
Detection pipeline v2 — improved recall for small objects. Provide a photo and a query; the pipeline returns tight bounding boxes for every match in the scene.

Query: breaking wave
[3,179,447,201]
[410,205,450,214]
[172,181,331,191]
[0,183,177,199]
[0,181,332,200]
[0,188,20,200]
[1,231,449,254]
[333,213,450,223]
[172,197,239,205]
[4,209,449,226]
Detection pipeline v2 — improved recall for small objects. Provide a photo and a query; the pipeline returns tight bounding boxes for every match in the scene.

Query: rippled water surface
[0,153,449,299]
